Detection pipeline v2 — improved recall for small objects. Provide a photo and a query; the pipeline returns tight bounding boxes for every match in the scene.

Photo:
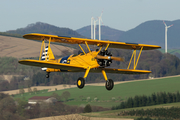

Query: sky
[0,0,180,32]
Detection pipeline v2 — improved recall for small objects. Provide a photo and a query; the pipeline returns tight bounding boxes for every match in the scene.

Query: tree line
[135,117,172,120]
[112,91,180,110]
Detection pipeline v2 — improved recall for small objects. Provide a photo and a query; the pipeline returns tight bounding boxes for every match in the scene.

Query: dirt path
[1,84,77,95]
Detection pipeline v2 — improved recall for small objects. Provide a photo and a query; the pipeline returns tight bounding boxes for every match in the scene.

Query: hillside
[76,25,125,41]
[0,35,74,58]
[6,22,84,38]
[118,20,180,49]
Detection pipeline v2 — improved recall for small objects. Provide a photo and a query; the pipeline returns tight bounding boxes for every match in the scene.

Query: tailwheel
[77,77,85,89]
[105,79,114,90]
[46,72,50,78]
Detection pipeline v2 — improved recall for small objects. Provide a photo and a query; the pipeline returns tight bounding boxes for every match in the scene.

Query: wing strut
[78,44,86,55]
[105,43,110,50]
[127,46,143,70]
[39,40,45,60]
[85,41,91,52]
[39,37,52,61]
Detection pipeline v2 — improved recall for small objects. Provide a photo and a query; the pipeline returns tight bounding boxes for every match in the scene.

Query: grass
[13,75,180,108]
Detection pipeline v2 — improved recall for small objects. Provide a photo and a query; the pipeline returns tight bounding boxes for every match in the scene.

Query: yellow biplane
[19,33,161,90]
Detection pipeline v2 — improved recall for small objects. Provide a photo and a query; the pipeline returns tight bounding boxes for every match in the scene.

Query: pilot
[78,50,83,55]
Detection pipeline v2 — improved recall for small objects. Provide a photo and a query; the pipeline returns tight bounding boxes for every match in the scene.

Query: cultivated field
[82,102,180,119]
[30,114,133,120]
[30,102,180,120]
[0,35,74,58]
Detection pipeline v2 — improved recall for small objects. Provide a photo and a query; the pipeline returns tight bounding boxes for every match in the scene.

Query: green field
[14,75,180,108]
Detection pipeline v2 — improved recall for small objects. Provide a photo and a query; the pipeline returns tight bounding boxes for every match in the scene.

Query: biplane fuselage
[46,51,100,73]
[19,33,161,90]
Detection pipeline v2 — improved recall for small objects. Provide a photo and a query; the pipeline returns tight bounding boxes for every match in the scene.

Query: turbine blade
[163,20,167,27]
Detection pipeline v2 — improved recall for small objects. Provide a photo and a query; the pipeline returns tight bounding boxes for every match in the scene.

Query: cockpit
[78,49,96,55]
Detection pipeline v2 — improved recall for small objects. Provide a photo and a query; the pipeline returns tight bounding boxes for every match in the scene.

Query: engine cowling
[97,50,112,67]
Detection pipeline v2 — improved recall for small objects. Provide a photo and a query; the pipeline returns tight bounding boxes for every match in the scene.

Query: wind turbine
[93,19,98,40]
[98,11,103,40]
[91,17,94,39]
[91,10,104,40]
[163,20,173,53]
[91,16,98,40]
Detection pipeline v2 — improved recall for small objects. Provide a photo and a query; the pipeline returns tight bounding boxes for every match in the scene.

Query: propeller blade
[96,55,124,61]
[111,56,124,61]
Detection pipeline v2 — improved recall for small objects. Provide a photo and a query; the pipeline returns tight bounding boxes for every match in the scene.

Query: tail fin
[41,46,55,71]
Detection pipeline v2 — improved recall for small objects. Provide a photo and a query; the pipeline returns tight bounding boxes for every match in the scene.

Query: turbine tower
[163,20,173,53]
[93,19,98,40]
[91,16,98,40]
[91,17,94,39]
[98,11,103,40]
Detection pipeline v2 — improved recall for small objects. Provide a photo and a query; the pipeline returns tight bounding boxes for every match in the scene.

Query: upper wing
[23,33,161,50]
[92,68,151,74]
[19,59,86,71]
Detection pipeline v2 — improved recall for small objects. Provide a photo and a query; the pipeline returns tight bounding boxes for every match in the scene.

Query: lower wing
[92,68,151,74]
[19,60,85,71]
[19,60,151,74]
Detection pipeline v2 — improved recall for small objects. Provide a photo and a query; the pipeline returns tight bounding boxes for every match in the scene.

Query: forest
[112,91,180,110]
[112,91,180,119]
[0,48,180,91]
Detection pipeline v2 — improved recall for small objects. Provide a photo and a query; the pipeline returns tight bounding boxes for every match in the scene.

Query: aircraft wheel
[77,77,85,89]
[46,72,50,78]
[105,79,114,90]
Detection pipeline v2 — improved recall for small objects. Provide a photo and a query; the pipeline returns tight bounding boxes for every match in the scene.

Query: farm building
[28,96,57,104]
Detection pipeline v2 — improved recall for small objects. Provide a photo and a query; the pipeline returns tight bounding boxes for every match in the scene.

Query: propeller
[95,55,124,61]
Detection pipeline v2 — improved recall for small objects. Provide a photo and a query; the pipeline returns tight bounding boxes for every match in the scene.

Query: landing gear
[105,79,114,91]
[46,72,50,78]
[77,77,85,89]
